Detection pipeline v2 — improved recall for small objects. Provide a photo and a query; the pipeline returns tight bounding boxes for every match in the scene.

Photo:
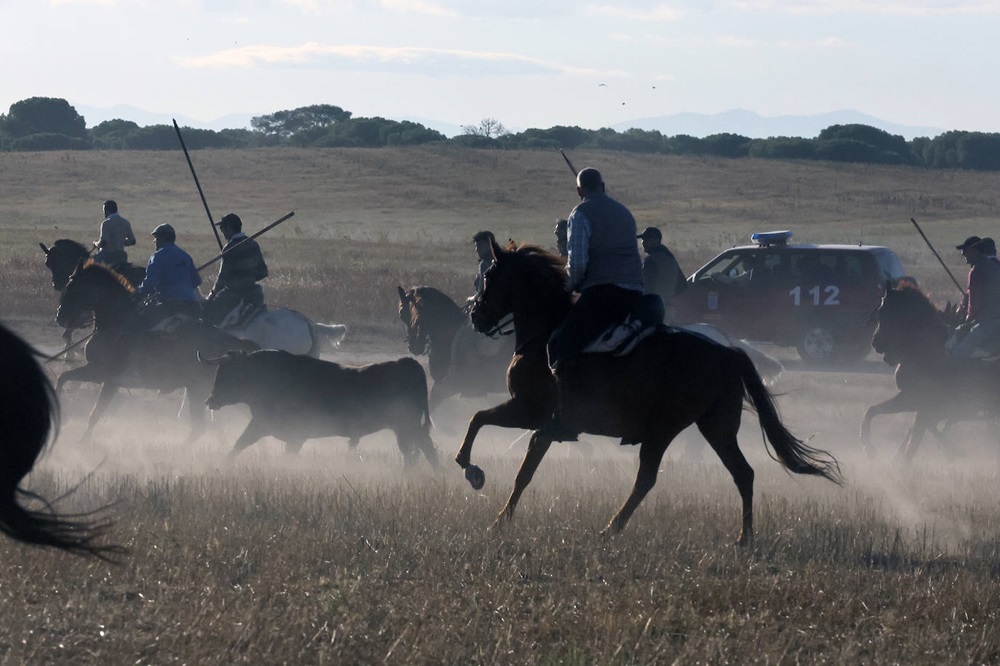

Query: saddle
[582,293,665,357]
[219,300,267,330]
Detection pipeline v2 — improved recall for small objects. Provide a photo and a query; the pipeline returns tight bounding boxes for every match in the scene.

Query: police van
[674,230,909,364]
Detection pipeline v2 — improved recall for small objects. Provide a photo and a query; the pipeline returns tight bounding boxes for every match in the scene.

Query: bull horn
[39,242,50,255]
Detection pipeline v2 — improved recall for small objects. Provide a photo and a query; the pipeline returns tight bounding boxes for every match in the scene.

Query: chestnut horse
[456,242,841,545]
[0,321,120,558]
[861,283,1000,462]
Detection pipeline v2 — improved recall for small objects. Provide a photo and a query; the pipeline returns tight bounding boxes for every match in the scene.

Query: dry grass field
[3,147,1000,663]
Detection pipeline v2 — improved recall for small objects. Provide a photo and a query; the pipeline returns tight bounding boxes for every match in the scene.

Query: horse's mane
[888,284,941,318]
[411,286,461,313]
[79,260,136,294]
[52,239,90,255]
[500,243,569,297]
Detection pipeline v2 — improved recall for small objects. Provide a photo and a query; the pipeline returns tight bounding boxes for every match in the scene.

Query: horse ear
[39,242,51,255]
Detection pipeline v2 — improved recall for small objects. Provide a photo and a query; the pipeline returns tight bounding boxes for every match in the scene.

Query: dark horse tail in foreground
[862,283,1000,462]
[456,241,841,546]
[0,322,120,558]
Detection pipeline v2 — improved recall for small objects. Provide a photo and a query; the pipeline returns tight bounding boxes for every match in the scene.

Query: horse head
[397,286,429,355]
[41,239,91,291]
[872,284,948,364]
[471,242,570,337]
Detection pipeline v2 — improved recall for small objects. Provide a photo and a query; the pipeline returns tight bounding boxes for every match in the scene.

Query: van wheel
[796,325,836,364]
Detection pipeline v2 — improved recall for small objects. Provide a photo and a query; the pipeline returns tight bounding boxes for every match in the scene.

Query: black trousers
[547,284,642,370]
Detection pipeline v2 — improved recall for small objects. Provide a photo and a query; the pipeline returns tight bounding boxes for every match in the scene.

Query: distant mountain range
[75,104,947,141]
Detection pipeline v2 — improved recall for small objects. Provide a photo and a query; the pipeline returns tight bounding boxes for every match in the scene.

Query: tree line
[3,96,1000,171]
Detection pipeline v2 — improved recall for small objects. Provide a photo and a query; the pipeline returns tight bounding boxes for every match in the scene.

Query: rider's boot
[535,359,579,442]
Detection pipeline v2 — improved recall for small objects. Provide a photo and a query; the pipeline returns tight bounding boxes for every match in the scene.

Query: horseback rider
[538,167,644,442]
[458,230,504,372]
[203,213,269,327]
[93,199,136,266]
[951,235,1000,359]
[134,224,203,330]
[638,226,686,324]
[471,230,497,300]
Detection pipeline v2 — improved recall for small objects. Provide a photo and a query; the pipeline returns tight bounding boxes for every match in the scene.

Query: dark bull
[199,349,439,468]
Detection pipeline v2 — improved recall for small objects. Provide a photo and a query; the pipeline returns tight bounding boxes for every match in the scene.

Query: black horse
[55,261,256,442]
[40,239,146,354]
[456,241,841,545]
[397,285,514,411]
[861,283,1000,462]
[40,238,145,291]
[0,322,120,558]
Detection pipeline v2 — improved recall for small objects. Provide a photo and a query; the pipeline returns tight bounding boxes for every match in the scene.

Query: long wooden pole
[559,148,578,177]
[196,211,295,272]
[910,217,965,296]
[173,118,224,251]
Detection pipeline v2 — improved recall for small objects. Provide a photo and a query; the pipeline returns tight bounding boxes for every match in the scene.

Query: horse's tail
[732,347,843,485]
[0,325,123,559]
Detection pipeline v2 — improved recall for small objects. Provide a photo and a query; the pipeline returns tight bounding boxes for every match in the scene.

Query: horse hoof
[464,464,485,490]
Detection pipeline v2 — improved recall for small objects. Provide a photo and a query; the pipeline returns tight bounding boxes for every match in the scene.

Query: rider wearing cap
[203,213,269,326]
[638,226,686,324]
[134,223,203,328]
[951,235,1000,359]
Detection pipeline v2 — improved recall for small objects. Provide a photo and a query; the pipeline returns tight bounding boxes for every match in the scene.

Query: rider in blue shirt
[135,224,202,327]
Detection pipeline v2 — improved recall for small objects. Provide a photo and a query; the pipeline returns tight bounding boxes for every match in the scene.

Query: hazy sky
[4,0,998,133]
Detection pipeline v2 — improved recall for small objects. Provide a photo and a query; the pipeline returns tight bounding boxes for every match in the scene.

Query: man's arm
[123,220,136,247]
[565,211,591,292]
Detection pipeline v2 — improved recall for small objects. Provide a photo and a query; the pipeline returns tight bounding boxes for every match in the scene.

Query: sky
[3,0,999,135]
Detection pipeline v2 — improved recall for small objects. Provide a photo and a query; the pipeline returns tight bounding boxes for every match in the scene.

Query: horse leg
[429,380,457,413]
[861,392,920,459]
[602,438,673,536]
[81,382,119,442]
[56,364,106,396]
[494,432,553,528]
[184,385,209,444]
[898,412,934,464]
[455,397,548,470]
[698,413,755,547]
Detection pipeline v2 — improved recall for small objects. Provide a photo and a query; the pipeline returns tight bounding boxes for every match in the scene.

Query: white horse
[680,322,783,386]
[220,306,348,357]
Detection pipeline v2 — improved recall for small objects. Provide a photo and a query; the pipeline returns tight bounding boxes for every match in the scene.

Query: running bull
[199,349,439,468]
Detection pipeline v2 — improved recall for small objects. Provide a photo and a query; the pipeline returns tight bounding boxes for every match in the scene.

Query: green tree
[251,104,352,140]
[1,97,88,139]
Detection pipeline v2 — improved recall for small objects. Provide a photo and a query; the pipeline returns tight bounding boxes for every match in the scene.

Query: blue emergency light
[750,230,793,246]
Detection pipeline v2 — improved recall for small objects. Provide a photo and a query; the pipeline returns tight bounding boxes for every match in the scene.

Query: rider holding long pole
[202,213,270,327]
